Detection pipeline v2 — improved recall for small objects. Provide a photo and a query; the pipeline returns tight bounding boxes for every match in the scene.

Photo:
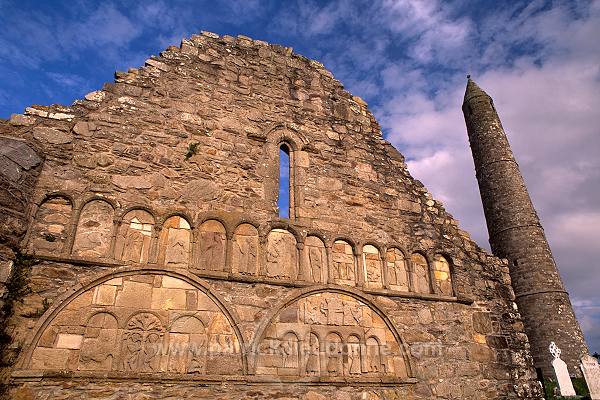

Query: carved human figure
[256,292,409,378]
[411,253,431,293]
[305,333,320,375]
[304,236,326,283]
[207,314,239,354]
[121,313,164,372]
[167,315,207,374]
[72,200,114,258]
[325,333,343,376]
[366,337,383,373]
[386,248,409,291]
[343,301,363,326]
[116,210,154,264]
[196,220,226,271]
[158,216,191,268]
[29,273,244,376]
[321,297,344,326]
[331,240,355,285]
[363,245,383,288]
[265,229,297,279]
[232,224,258,275]
[280,332,299,369]
[347,335,361,375]
[432,254,453,296]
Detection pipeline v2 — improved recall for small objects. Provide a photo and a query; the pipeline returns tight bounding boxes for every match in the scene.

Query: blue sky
[1,0,599,353]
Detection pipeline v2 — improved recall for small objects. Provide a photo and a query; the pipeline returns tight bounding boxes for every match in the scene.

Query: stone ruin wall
[0,32,543,399]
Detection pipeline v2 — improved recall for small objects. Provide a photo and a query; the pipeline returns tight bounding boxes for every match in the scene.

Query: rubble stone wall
[1,32,543,399]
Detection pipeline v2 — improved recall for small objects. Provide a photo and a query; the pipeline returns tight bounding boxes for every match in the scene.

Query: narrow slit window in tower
[278,143,291,219]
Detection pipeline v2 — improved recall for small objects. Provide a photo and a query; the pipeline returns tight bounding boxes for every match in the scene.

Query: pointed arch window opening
[278,143,292,219]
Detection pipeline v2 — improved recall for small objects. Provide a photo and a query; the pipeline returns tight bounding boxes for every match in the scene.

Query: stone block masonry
[462,78,588,377]
[0,32,545,399]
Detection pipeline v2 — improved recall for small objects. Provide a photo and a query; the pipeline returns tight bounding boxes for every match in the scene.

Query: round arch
[18,266,248,374]
[249,284,415,378]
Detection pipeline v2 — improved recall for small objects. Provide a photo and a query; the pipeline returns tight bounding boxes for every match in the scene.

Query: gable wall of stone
[1,32,543,399]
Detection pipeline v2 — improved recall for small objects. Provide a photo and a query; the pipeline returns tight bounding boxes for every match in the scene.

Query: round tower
[462,77,588,376]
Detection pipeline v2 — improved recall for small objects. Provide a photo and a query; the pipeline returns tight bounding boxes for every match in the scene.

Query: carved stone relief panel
[411,253,431,294]
[304,332,320,376]
[158,216,191,268]
[331,240,356,286]
[325,332,343,376]
[304,236,326,284]
[195,220,226,272]
[166,316,206,373]
[72,200,114,258]
[121,312,164,372]
[362,245,383,289]
[386,248,409,292]
[28,273,242,376]
[79,312,118,371]
[114,210,154,264]
[28,196,72,254]
[265,229,298,280]
[232,223,259,275]
[433,255,453,296]
[256,292,409,379]
[346,334,361,375]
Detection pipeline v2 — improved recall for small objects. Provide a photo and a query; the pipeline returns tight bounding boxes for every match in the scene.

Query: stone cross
[549,342,576,396]
[580,355,600,399]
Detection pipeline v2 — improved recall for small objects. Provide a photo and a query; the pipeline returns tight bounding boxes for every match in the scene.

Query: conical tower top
[463,75,489,103]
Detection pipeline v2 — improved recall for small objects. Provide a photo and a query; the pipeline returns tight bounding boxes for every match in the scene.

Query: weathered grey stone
[0,155,21,181]
[581,355,600,399]
[0,138,42,170]
[464,78,588,375]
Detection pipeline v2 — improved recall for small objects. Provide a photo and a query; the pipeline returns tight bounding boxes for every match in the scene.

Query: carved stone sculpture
[363,245,382,288]
[232,223,258,275]
[121,313,164,372]
[305,333,320,375]
[304,236,326,283]
[386,248,409,291]
[265,229,297,279]
[196,220,226,271]
[411,253,431,294]
[115,210,154,264]
[331,240,355,286]
[28,273,242,376]
[325,333,343,376]
[256,292,408,379]
[549,342,576,396]
[159,216,191,268]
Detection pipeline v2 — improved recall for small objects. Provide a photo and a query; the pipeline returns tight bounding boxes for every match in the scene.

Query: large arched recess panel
[252,287,414,381]
[19,268,246,376]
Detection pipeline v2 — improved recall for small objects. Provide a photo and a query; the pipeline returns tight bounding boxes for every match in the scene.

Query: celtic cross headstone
[549,342,575,396]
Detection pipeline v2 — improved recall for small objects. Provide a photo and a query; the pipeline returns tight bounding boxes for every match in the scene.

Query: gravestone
[581,355,600,399]
[549,342,575,396]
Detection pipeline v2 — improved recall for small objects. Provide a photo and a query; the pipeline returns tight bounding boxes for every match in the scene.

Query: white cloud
[377,0,600,351]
